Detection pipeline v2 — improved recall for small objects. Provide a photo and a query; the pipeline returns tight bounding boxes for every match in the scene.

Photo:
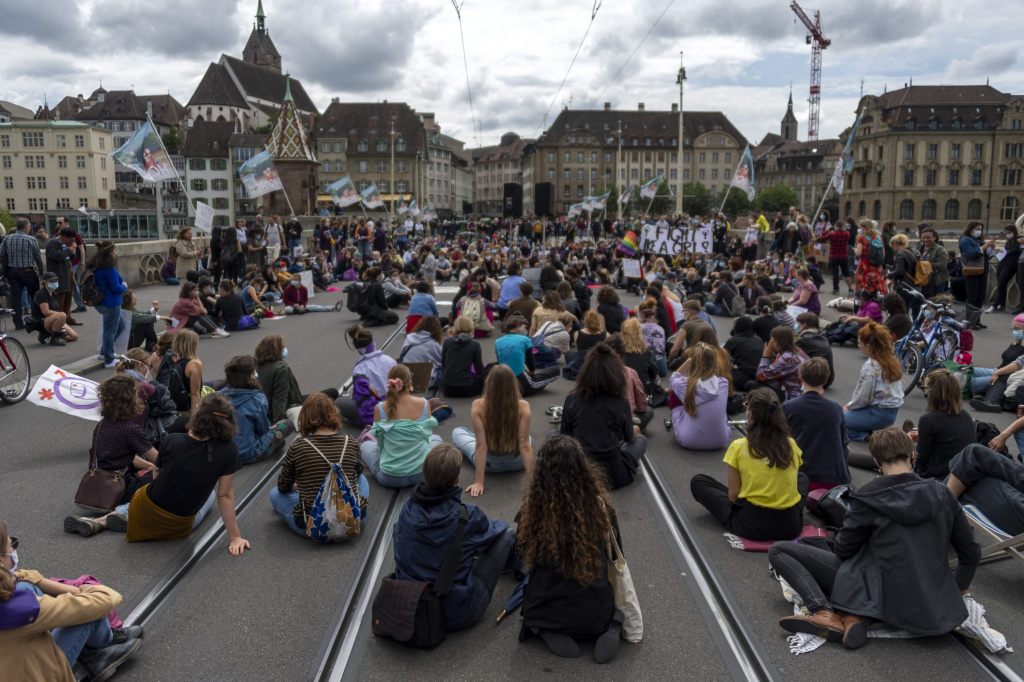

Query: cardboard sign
[640,224,714,256]
[300,270,314,298]
[622,258,642,279]
[194,201,214,233]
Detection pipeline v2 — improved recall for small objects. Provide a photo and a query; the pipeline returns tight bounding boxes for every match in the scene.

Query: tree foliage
[162,127,181,155]
[756,184,798,214]
[719,188,753,218]
[680,181,714,217]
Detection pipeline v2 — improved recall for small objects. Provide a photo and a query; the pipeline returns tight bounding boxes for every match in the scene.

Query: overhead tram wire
[595,0,677,99]
[451,0,481,148]
[532,0,602,139]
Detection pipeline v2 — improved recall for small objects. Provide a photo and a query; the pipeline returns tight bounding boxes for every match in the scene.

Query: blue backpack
[302,437,364,544]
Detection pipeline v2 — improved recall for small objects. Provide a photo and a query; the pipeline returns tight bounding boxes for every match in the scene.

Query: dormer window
[357,139,368,152]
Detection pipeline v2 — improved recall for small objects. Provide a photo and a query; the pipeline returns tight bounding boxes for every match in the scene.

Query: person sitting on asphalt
[844,322,904,441]
[618,317,659,388]
[440,317,487,398]
[682,299,716,334]
[212,279,258,332]
[724,315,765,392]
[0,520,143,681]
[382,269,412,308]
[451,365,534,497]
[755,326,807,402]
[123,290,170,352]
[219,355,292,465]
[495,315,559,396]
[392,444,514,633]
[456,282,495,337]
[271,393,368,538]
[604,334,654,433]
[968,313,1024,413]
[282,275,334,315]
[669,342,730,451]
[360,364,443,488]
[909,369,976,481]
[335,324,396,429]
[359,267,399,328]
[30,271,77,346]
[881,293,912,342]
[690,387,804,541]
[637,300,668,376]
[560,343,647,489]
[399,315,444,390]
[782,358,850,491]
[154,329,205,430]
[794,312,835,389]
[768,427,980,650]
[947,443,1024,536]
[408,280,440,319]
[595,285,625,334]
[507,281,539,323]
[518,435,625,664]
[169,281,230,338]
[64,395,250,556]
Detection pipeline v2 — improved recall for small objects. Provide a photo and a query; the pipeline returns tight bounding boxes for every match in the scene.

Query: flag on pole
[422,204,438,221]
[582,195,598,212]
[239,149,284,198]
[567,203,584,218]
[833,109,863,195]
[325,175,361,207]
[409,200,421,217]
[396,199,409,215]
[111,120,176,183]
[360,183,384,209]
[729,145,756,201]
[617,230,639,256]
[593,191,611,211]
[27,365,102,421]
[640,175,662,200]
[618,185,634,206]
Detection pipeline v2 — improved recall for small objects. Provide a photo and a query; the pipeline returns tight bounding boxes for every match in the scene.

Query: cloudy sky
[1,0,1022,147]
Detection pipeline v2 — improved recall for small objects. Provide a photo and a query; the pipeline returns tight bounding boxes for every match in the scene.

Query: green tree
[0,208,14,234]
[680,181,714,217]
[719,188,752,218]
[757,184,798,214]
[647,180,674,216]
[162,126,181,154]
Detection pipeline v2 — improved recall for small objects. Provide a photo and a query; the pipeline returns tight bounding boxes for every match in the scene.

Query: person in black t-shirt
[214,279,256,332]
[724,316,765,391]
[64,395,250,556]
[31,271,78,345]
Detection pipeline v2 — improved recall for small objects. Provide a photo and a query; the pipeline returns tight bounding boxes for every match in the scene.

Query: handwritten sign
[640,225,713,256]
[194,201,214,233]
[621,259,642,279]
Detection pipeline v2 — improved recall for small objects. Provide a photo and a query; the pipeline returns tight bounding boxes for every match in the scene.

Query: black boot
[80,638,142,682]
[593,609,624,663]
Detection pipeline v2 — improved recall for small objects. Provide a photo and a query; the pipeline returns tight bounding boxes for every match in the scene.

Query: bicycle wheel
[925,330,960,366]
[0,337,31,403]
[898,343,923,394]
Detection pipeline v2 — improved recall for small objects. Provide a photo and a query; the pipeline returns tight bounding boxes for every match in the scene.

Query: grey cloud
[947,45,1020,79]
[88,0,239,58]
[0,0,84,40]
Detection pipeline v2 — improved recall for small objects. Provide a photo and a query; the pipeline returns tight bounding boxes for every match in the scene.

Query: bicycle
[893,288,963,394]
[0,308,31,403]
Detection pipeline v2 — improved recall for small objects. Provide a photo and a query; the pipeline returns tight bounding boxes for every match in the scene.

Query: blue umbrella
[495,574,529,624]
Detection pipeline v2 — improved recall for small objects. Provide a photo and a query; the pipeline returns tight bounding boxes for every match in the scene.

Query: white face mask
[282,347,289,359]
[972,229,983,238]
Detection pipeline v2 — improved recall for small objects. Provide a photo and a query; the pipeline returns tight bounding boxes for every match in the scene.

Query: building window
[971,168,983,186]
[548,152,555,163]
[904,143,915,160]
[35,155,44,168]
[698,169,705,180]
[927,143,938,160]
[948,169,960,186]
[357,161,368,173]
[699,152,706,164]
[563,185,570,198]
[903,169,915,186]
[0,134,8,148]
[26,177,36,190]
[630,168,638,179]
[925,169,937,186]
[189,159,206,171]
[59,176,68,189]
[967,199,983,219]
[973,143,984,160]
[1004,168,1022,186]
[376,161,388,173]
[2,176,10,189]
[56,135,66,148]
[944,199,960,220]
[74,135,84,148]
[905,117,916,130]
[921,199,937,220]
[1006,143,1024,159]
[5,198,13,210]
[77,176,87,189]
[1014,120,1023,131]
[212,198,230,209]
[873,200,882,220]
[899,200,914,220]
[190,179,207,191]
[396,160,406,172]
[22,132,44,147]
[395,139,406,152]
[1,156,9,168]
[376,139,387,152]
[76,155,86,168]
[1001,197,1020,221]
[211,159,227,171]
[876,171,883,187]
[212,179,229,191]
[357,139,368,152]
[548,169,555,180]
[56,197,71,209]
[950,143,961,160]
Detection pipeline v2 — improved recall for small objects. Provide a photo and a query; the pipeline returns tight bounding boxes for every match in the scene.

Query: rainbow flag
[618,230,639,256]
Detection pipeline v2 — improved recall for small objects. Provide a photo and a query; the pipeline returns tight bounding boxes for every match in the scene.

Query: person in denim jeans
[90,242,128,368]
[452,365,535,497]
[844,322,905,441]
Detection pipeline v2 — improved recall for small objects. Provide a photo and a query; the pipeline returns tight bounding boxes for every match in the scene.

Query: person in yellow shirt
[690,388,805,540]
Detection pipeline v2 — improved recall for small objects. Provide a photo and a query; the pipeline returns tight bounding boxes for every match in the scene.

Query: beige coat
[172,238,199,279]
[0,571,121,682]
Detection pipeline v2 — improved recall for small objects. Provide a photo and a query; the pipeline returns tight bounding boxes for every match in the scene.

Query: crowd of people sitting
[4,205,1024,678]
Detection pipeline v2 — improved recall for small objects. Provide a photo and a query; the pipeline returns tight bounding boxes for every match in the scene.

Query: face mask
[47,282,59,290]
[282,347,289,359]
[7,549,17,573]
[1013,329,1024,342]
[972,229,983,238]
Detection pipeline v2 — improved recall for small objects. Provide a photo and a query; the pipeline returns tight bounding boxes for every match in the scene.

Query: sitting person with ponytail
[335,324,396,429]
[64,395,250,556]
[844,322,904,441]
[452,365,534,496]
[690,388,804,541]
[669,343,730,450]
[359,365,443,488]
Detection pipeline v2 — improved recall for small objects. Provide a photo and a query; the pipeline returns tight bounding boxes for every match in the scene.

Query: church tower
[264,77,317,215]
[243,0,282,73]
[781,89,798,142]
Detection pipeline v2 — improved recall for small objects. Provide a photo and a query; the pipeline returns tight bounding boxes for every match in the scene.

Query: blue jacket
[393,485,509,632]
[94,267,127,307]
[408,292,439,317]
[498,275,525,309]
[219,387,272,464]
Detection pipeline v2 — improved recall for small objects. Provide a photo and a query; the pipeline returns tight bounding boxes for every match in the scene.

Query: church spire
[256,0,266,32]
[781,87,798,142]
[283,75,293,102]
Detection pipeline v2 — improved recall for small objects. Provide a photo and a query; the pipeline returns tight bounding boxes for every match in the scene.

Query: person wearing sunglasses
[0,521,143,680]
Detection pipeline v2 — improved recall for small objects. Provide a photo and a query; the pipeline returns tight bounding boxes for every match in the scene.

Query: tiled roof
[221,55,318,114]
[265,83,316,163]
[0,100,35,120]
[182,121,235,158]
[537,108,748,147]
[243,28,280,59]
[52,95,86,121]
[868,85,1013,130]
[477,137,534,163]
[315,101,425,152]
[229,133,268,148]
[73,90,183,127]
[187,63,249,108]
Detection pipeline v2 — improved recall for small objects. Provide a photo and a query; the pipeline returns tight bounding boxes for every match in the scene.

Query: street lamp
[676,52,686,218]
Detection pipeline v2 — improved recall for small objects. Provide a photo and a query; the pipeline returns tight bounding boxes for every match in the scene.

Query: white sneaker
[212,329,231,338]
[983,305,996,314]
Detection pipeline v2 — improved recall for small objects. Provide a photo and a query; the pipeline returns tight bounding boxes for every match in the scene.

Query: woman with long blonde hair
[844,322,904,441]
[359,364,443,488]
[452,365,534,496]
[518,436,625,663]
[620,317,658,386]
[669,343,730,450]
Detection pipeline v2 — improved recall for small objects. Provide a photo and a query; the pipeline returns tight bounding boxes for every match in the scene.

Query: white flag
[27,365,102,421]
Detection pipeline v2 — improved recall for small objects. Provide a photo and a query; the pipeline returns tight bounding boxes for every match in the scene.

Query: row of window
[896,167,1020,187]
[351,138,407,153]
[901,116,1023,131]
[0,132,90,149]
[4,197,89,211]
[1,154,95,170]
[191,197,231,210]
[884,197,1020,221]
[187,159,229,171]
[189,179,230,191]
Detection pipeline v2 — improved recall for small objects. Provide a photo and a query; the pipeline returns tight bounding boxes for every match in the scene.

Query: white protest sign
[26,365,102,421]
[300,270,314,298]
[622,258,642,279]
[640,224,714,256]
[193,201,214,234]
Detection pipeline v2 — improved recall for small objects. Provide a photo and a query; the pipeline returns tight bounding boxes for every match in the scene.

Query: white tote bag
[608,535,643,642]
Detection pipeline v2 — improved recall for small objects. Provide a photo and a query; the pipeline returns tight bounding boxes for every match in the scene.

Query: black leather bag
[371,505,467,648]
[807,485,853,529]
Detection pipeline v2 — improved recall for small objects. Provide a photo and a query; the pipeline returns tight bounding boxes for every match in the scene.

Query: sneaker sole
[779,617,845,643]
[106,515,128,533]
[64,517,100,537]
[843,621,867,649]
[90,637,143,682]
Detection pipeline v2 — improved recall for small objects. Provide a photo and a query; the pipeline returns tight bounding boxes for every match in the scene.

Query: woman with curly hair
[518,435,625,663]
[84,375,159,506]
[559,343,647,489]
[64,395,250,556]
[690,388,804,541]
[845,322,904,441]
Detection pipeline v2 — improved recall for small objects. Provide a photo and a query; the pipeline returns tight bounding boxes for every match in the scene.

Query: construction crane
[790,1,830,141]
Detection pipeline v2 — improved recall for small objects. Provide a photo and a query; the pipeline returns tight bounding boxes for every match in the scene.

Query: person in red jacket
[282,275,335,315]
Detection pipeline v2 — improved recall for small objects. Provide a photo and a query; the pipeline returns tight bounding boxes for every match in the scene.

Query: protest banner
[194,201,214,233]
[621,258,642,279]
[639,224,714,256]
[27,365,101,422]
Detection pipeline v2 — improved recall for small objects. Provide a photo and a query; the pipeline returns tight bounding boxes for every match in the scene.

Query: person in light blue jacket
[90,242,128,367]
[220,355,292,464]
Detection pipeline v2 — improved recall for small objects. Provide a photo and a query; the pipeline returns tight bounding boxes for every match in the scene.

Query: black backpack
[78,267,104,306]
[345,281,372,316]
[155,351,190,412]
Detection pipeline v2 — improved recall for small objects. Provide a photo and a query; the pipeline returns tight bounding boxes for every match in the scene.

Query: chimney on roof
[603,102,611,111]
[671,103,678,113]
[332,97,339,103]
[638,102,645,112]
